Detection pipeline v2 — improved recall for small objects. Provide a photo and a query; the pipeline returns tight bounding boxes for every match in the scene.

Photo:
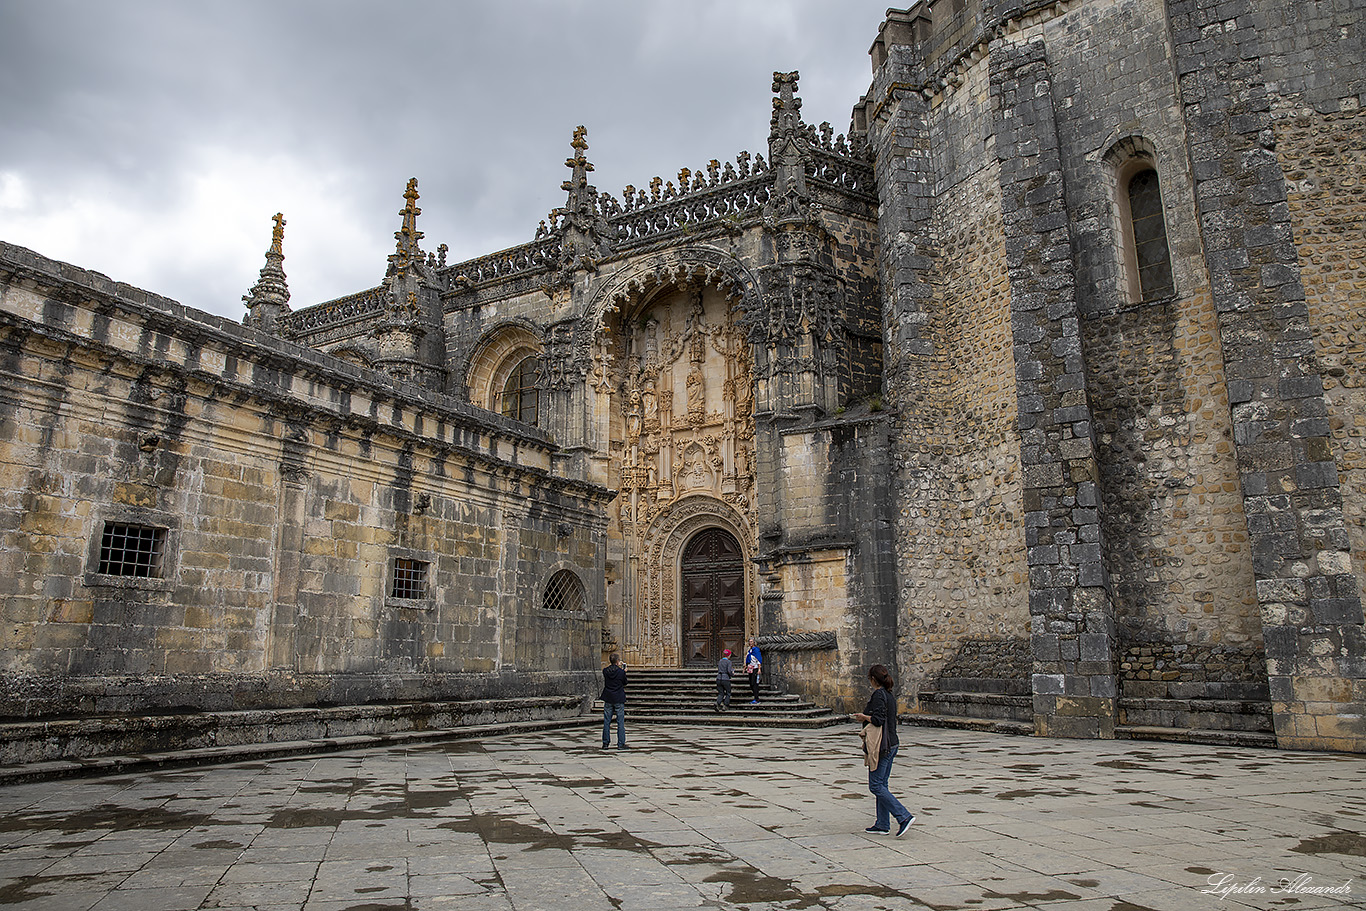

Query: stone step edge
[902,713,1281,749]
[605,691,792,699]
[0,715,598,787]
[0,695,586,736]
[627,714,849,729]
[919,693,1032,705]
[590,704,819,710]
[593,705,832,717]
[901,713,1034,736]
[1117,697,1272,712]
[1116,724,1278,748]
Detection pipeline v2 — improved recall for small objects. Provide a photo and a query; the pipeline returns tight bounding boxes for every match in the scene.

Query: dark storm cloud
[1,0,894,320]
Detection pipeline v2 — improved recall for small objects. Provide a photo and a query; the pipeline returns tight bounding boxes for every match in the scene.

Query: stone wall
[0,242,611,725]
[1166,0,1365,751]
[871,0,1364,749]
[758,412,897,708]
[1277,108,1366,611]
[1084,298,1262,657]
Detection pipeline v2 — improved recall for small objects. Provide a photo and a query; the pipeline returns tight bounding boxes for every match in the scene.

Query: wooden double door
[681,528,746,666]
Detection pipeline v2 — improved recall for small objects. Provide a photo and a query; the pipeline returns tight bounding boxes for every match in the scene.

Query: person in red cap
[715,648,734,712]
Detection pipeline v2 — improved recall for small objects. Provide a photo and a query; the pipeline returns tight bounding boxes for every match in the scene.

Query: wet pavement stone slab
[0,726,1362,909]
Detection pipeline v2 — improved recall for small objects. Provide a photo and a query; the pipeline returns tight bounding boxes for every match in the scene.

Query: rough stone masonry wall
[870,43,964,707]
[907,47,1032,702]
[0,243,610,722]
[1042,0,1264,682]
[1276,112,1366,610]
[1167,0,1365,750]
[1083,297,1266,686]
[1261,0,1366,725]
[765,412,896,712]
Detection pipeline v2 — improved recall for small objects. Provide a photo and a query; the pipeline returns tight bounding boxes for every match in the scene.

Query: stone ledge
[0,713,598,787]
[0,696,588,769]
[902,713,1034,736]
[927,677,1031,696]
[918,691,1033,723]
[1116,725,1279,750]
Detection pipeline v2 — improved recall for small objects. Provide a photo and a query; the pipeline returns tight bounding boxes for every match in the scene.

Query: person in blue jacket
[744,638,762,704]
[601,653,627,749]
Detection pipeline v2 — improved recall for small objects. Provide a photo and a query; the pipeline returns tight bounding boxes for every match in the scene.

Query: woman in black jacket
[851,664,915,835]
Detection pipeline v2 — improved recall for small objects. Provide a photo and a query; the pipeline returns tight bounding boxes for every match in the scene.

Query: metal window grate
[391,558,429,600]
[98,523,166,577]
[543,569,585,612]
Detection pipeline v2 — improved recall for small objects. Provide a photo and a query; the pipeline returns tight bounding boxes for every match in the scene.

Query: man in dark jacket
[601,653,627,749]
[716,649,734,711]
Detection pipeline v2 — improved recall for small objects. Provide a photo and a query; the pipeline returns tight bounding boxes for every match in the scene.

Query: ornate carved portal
[597,278,758,667]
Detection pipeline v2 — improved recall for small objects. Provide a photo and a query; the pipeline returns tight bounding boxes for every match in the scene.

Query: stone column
[266,423,310,670]
[990,37,1118,738]
[497,505,525,671]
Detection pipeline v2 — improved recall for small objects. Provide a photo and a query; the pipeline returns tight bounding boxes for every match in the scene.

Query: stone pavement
[0,724,1362,911]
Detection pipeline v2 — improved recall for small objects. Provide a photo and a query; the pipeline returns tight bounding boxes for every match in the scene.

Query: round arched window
[543,569,585,613]
[499,356,542,426]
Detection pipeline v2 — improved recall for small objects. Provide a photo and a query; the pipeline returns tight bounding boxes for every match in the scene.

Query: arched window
[1105,137,1175,304]
[1125,168,1174,301]
[543,569,585,613]
[464,323,542,420]
[499,356,542,426]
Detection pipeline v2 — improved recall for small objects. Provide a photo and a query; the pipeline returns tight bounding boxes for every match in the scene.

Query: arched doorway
[681,527,746,666]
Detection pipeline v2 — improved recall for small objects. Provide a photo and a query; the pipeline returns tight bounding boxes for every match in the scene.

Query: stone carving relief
[609,284,756,529]
[593,262,761,665]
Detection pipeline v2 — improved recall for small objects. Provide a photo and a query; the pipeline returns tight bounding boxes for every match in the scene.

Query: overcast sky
[1,1,895,322]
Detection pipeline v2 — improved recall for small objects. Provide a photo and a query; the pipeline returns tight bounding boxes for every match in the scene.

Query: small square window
[98,523,167,578]
[391,558,429,600]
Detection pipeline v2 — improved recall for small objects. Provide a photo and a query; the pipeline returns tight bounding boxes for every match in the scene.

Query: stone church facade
[2,0,1363,759]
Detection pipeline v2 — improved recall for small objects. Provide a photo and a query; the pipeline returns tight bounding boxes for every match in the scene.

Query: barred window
[391,558,429,600]
[98,523,167,578]
[499,356,542,426]
[543,569,585,613]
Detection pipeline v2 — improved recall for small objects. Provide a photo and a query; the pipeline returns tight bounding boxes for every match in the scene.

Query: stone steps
[909,688,1280,749]
[0,695,588,772]
[918,690,1033,723]
[596,667,843,729]
[1118,697,1274,733]
[1116,725,1278,749]
[902,712,1033,736]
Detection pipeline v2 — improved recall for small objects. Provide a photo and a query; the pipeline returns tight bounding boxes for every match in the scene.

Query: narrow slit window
[1127,168,1174,300]
[98,523,167,578]
[391,558,429,600]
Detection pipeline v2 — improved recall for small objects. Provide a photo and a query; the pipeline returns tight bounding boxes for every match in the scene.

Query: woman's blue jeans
[868,745,911,830]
